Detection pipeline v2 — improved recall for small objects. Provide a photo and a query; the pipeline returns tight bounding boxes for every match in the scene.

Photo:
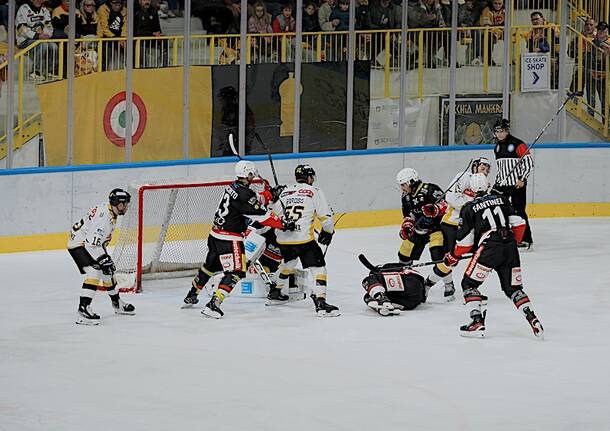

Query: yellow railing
[564,26,610,137]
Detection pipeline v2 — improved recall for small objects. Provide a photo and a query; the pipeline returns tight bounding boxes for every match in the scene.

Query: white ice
[2,218,610,431]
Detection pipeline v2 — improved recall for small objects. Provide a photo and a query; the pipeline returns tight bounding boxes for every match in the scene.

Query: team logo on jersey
[298,189,314,197]
[103,91,147,147]
[507,144,515,152]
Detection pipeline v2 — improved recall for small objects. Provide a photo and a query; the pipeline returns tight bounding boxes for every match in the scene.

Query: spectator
[569,17,596,114]
[319,0,339,32]
[586,21,610,117]
[302,1,320,33]
[134,0,167,68]
[459,0,482,65]
[248,2,273,63]
[525,11,560,88]
[97,0,127,70]
[356,0,371,30]
[52,0,82,38]
[272,3,295,33]
[369,0,400,65]
[477,0,504,66]
[408,0,448,68]
[330,0,349,31]
[16,0,58,80]
[79,0,99,37]
[1,2,8,34]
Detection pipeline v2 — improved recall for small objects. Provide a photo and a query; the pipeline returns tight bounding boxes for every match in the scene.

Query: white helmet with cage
[469,172,490,194]
[396,168,420,187]
[235,160,258,179]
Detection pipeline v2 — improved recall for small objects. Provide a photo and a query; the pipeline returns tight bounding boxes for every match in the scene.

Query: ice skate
[181,287,200,309]
[312,295,340,317]
[524,307,544,340]
[460,313,485,338]
[112,297,136,315]
[76,305,100,325]
[443,281,456,302]
[266,286,289,306]
[202,295,224,319]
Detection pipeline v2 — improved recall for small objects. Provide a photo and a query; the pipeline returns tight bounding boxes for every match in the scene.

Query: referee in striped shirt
[492,119,534,250]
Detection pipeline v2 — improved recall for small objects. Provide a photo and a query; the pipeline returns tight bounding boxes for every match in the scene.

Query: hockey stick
[228,133,244,160]
[358,253,473,272]
[254,132,281,187]
[322,212,346,258]
[250,260,306,303]
[496,90,582,187]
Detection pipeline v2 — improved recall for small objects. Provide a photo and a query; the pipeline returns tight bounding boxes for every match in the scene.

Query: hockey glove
[318,230,334,246]
[443,252,459,267]
[399,217,415,240]
[422,202,445,218]
[270,185,286,203]
[282,218,297,232]
[95,253,116,275]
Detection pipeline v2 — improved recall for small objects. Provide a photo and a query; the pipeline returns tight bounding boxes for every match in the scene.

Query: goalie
[67,188,136,325]
[361,262,427,316]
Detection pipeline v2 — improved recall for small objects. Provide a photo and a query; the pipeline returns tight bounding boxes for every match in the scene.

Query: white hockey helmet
[396,168,420,187]
[235,160,258,179]
[472,156,491,172]
[469,173,490,194]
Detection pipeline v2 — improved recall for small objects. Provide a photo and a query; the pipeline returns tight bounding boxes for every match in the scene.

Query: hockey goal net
[112,178,264,292]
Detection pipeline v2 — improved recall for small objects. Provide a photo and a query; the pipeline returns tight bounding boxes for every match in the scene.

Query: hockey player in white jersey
[274,164,340,317]
[431,157,491,301]
[68,189,135,325]
[441,157,492,252]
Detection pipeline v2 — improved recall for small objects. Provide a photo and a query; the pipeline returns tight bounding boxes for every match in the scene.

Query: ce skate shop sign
[521,53,550,92]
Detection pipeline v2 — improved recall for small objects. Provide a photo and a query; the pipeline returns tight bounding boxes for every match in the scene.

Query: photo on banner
[439,94,507,146]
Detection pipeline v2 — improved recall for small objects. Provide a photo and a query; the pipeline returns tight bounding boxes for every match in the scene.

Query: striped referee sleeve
[496,153,533,186]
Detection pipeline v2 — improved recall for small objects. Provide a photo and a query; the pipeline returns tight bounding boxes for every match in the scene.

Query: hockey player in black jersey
[444,173,544,339]
[361,263,427,316]
[396,168,455,301]
[182,160,295,318]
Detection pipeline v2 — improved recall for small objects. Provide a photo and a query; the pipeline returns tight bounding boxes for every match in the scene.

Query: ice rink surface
[2,218,610,431]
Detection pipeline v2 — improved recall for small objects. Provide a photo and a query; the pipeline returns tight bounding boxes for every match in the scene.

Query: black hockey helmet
[494,118,510,132]
[295,164,316,183]
[109,188,131,206]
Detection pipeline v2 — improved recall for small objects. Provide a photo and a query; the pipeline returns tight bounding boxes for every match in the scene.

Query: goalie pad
[244,229,267,263]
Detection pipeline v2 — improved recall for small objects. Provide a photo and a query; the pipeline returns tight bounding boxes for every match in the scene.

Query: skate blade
[180,303,198,309]
[114,309,136,315]
[76,318,100,326]
[316,310,341,318]
[265,299,290,306]
[460,330,485,338]
[201,308,223,319]
[444,294,456,302]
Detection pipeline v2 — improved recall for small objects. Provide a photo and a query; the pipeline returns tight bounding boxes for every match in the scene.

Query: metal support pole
[238,0,248,156]
[558,0,568,142]
[182,0,192,158]
[6,0,16,168]
[345,0,355,150]
[448,0,459,146]
[398,0,409,146]
[502,0,512,118]
[67,0,76,165]
[125,0,135,162]
[293,0,304,153]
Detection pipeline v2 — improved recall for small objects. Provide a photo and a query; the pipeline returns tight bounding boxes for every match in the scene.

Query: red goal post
[112,178,264,292]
